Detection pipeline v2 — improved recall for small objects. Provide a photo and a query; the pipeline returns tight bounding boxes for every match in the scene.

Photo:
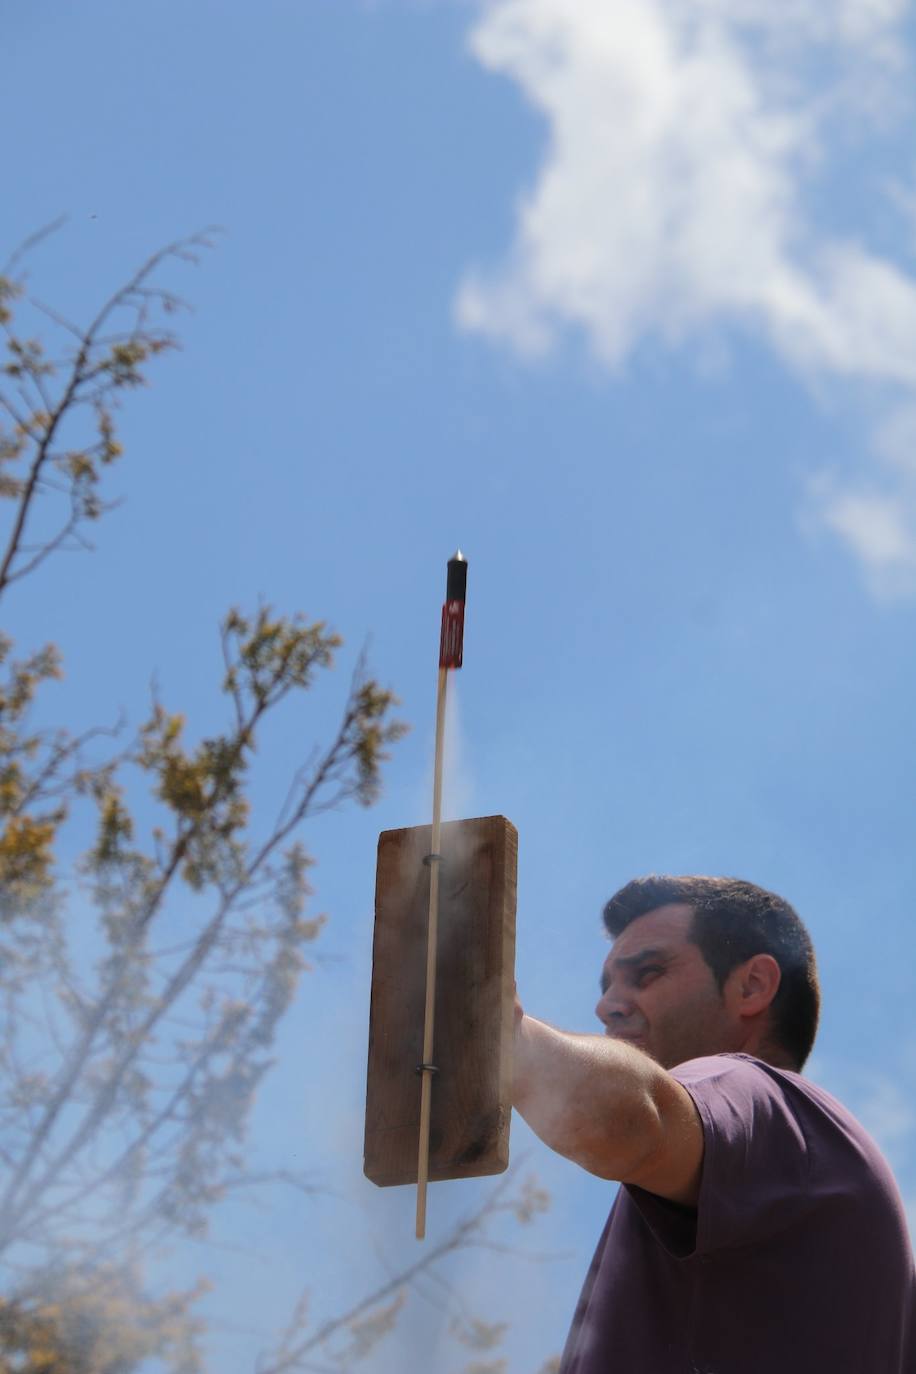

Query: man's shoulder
[672,1051,821,1097]
[671,1052,891,1170]
[672,1051,840,1115]
[669,1051,793,1104]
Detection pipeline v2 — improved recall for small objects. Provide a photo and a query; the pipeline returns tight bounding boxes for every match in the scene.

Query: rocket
[439,549,467,670]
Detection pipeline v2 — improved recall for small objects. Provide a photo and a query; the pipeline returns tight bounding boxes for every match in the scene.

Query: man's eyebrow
[599,947,672,995]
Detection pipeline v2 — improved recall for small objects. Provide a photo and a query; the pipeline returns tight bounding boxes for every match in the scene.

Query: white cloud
[808,1058,916,1245]
[820,486,916,571]
[874,402,916,477]
[703,0,910,54]
[855,1075,916,1168]
[806,400,916,595]
[456,0,916,589]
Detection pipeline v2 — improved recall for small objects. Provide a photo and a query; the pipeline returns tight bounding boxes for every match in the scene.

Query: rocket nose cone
[445,550,468,605]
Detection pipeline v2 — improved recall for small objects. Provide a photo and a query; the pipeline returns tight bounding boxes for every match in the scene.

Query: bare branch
[257,1170,529,1374]
[2,216,68,276]
[0,227,217,604]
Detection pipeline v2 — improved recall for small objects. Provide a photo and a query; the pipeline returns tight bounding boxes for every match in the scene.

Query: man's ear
[729,954,782,1019]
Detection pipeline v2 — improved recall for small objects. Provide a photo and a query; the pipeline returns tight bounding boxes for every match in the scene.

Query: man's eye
[636,966,662,984]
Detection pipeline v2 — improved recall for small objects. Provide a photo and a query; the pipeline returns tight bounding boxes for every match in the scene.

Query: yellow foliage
[0,814,56,891]
[0,1268,207,1374]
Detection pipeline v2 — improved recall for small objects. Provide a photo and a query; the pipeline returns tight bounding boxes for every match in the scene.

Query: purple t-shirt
[559,1054,915,1374]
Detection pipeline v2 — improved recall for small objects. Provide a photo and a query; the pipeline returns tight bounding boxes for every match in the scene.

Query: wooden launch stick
[416,551,466,1239]
[363,552,518,1236]
[415,663,448,1238]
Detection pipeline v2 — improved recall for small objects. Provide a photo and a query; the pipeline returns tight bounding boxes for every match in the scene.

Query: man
[513,875,915,1373]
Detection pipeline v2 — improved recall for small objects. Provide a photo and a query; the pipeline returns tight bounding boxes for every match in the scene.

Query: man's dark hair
[602,875,821,1070]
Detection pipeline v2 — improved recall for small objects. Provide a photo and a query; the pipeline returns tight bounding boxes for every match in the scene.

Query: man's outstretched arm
[513,1006,704,1206]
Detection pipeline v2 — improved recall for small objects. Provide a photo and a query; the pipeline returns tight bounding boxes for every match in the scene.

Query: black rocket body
[439,549,467,670]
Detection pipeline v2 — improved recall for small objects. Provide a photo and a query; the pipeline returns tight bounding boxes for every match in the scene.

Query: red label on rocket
[439,601,465,669]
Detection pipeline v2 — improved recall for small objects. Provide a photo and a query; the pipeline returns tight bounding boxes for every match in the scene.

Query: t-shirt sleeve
[625,1054,813,1258]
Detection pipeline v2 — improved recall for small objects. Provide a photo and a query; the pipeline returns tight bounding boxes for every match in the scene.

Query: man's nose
[595,988,634,1026]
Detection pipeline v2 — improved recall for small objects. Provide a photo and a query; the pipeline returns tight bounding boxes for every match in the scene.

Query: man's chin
[606,1032,662,1063]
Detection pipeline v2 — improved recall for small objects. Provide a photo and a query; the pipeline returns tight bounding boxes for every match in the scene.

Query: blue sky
[4,2,916,1370]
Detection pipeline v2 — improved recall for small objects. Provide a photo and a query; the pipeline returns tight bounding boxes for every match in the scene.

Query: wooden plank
[364,815,517,1187]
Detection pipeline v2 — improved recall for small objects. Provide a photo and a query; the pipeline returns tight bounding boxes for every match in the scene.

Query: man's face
[596,903,743,1069]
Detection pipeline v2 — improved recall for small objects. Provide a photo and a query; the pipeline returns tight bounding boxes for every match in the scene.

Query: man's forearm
[513,1013,667,1181]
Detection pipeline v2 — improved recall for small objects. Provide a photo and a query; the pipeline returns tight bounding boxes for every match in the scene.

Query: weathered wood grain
[364,815,517,1187]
